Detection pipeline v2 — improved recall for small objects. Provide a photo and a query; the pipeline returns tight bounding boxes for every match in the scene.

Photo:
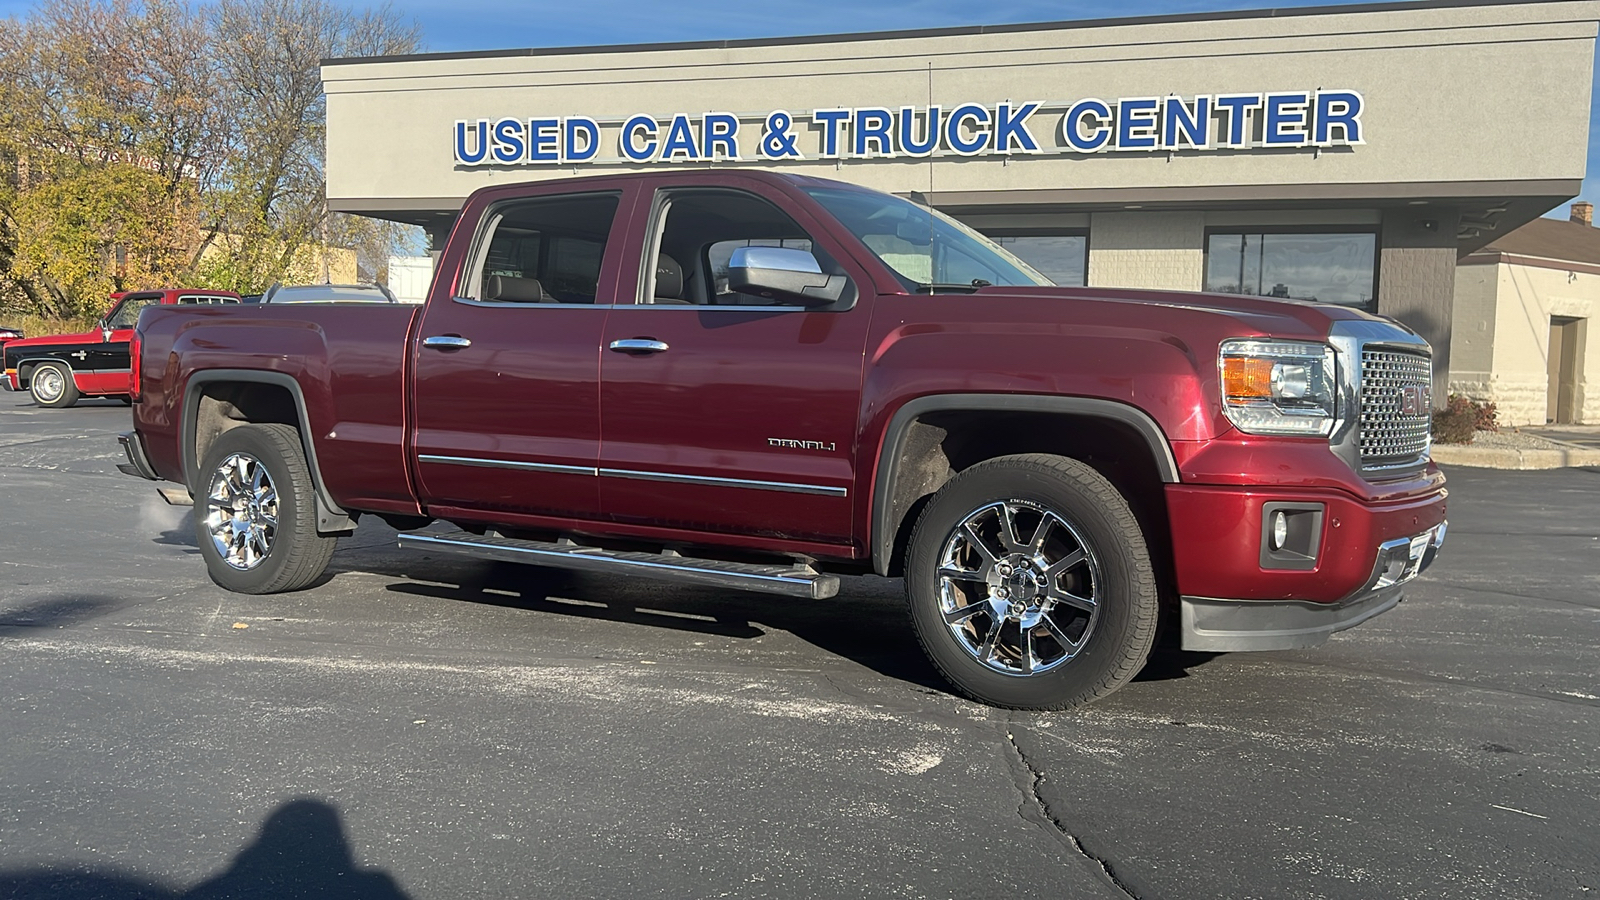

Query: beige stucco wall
[323,1,1598,212]
[1451,258,1600,425]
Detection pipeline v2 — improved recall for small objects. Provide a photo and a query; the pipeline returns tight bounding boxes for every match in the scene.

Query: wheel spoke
[1021,624,1037,673]
[977,612,1006,662]
[1045,548,1086,578]
[1049,586,1096,613]
[938,564,986,583]
[1028,514,1055,554]
[1039,612,1084,654]
[961,522,1001,566]
[998,504,1028,553]
[943,598,990,625]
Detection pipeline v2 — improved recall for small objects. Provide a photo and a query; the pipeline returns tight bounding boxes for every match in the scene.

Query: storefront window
[989,235,1087,287]
[1204,231,1376,309]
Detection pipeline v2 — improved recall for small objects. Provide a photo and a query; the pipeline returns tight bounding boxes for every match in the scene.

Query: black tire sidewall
[194,424,314,594]
[907,457,1156,709]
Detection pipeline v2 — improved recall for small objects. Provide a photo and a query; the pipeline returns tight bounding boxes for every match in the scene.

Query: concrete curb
[1431,443,1600,470]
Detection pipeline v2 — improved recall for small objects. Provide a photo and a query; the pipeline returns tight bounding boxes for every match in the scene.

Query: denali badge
[1398,384,1428,416]
[768,437,837,452]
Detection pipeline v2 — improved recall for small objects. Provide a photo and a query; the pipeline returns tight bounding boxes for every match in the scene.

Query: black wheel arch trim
[870,394,1180,576]
[11,354,92,389]
[181,369,358,533]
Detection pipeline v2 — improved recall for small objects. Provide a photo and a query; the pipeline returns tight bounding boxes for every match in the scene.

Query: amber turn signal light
[1222,356,1275,402]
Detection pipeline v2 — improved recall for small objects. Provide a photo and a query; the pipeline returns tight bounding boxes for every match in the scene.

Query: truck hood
[974,285,1400,342]
[3,329,104,352]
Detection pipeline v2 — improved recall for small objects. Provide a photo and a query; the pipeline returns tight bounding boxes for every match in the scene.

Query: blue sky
[3,0,1595,217]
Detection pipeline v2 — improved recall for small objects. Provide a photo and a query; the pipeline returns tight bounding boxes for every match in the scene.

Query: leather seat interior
[653,254,691,304]
[485,274,555,303]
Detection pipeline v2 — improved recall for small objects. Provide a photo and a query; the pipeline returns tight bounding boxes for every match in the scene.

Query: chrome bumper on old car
[1180,521,1447,652]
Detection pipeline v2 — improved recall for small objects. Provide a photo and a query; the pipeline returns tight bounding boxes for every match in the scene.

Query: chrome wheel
[936,499,1101,677]
[32,366,65,402]
[204,451,279,571]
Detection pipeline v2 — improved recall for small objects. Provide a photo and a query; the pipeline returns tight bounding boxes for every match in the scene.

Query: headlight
[1219,339,1337,436]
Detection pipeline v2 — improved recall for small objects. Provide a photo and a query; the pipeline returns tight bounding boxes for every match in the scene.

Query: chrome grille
[1359,348,1432,468]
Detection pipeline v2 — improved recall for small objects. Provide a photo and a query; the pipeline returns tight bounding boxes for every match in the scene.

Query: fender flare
[182,369,357,533]
[869,393,1181,575]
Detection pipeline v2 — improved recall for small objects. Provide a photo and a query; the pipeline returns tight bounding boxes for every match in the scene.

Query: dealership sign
[452,91,1364,166]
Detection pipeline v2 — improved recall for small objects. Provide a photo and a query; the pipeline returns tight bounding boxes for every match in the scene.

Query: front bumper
[1181,521,1446,652]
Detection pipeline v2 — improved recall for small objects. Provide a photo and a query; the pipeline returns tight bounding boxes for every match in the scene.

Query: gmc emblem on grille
[1398,384,1428,415]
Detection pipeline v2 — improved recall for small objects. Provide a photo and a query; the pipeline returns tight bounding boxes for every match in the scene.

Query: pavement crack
[999,717,1141,900]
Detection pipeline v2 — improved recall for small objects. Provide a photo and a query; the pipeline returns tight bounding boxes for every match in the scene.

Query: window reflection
[1205,232,1376,309]
[991,235,1086,287]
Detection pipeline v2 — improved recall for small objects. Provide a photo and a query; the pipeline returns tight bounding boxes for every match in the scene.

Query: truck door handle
[422,335,472,350]
[608,338,669,354]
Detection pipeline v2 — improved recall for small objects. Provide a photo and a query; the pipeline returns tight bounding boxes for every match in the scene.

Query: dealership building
[322,0,1599,410]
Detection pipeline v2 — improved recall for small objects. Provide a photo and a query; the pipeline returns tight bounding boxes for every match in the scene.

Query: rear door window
[466,193,621,304]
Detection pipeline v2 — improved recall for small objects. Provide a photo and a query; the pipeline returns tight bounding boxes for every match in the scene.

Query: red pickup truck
[4,289,242,407]
[120,171,1446,709]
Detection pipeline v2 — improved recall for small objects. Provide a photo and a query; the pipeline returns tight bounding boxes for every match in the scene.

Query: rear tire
[29,362,79,408]
[195,423,336,594]
[905,453,1158,710]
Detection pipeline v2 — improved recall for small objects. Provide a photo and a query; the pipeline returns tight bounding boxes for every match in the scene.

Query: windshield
[804,187,1053,292]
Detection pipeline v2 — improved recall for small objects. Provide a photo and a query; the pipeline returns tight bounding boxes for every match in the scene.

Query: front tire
[195,423,336,594]
[29,362,79,408]
[906,454,1159,710]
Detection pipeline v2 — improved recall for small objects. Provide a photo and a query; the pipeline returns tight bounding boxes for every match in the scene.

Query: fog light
[1271,510,1289,550]
[1259,502,1325,570]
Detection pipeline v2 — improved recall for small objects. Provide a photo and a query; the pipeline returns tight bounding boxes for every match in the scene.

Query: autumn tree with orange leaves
[0,0,420,318]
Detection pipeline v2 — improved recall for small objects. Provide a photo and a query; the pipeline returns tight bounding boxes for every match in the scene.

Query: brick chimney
[1573,201,1594,226]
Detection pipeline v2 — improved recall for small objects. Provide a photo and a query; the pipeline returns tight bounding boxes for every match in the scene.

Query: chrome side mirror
[727,246,848,307]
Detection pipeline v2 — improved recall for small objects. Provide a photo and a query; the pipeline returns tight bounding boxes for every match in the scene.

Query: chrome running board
[397,530,839,600]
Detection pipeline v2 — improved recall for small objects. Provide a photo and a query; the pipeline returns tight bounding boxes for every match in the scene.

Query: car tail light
[129,329,143,402]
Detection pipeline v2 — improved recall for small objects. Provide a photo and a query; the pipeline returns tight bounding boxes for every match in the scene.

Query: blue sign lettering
[1062,99,1113,152]
[564,117,600,162]
[452,91,1364,167]
[898,105,940,156]
[1162,95,1210,150]
[812,109,849,158]
[527,118,559,162]
[702,113,740,159]
[1264,91,1311,146]
[945,103,991,155]
[621,114,658,161]
[1313,90,1363,145]
[455,119,490,164]
[854,108,894,157]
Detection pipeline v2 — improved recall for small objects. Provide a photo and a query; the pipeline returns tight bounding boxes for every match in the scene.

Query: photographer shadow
[0,799,410,900]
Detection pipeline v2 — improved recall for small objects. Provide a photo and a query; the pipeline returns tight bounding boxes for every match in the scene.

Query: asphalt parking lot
[1,392,1596,900]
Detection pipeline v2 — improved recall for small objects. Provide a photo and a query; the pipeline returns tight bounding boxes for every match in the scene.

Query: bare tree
[203,0,420,290]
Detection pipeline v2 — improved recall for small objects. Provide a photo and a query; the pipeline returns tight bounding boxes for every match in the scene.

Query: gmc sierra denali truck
[119,170,1446,709]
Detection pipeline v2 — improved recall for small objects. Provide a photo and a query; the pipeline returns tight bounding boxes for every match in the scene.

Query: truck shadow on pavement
[0,595,138,632]
[378,558,957,693]
[0,798,410,899]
